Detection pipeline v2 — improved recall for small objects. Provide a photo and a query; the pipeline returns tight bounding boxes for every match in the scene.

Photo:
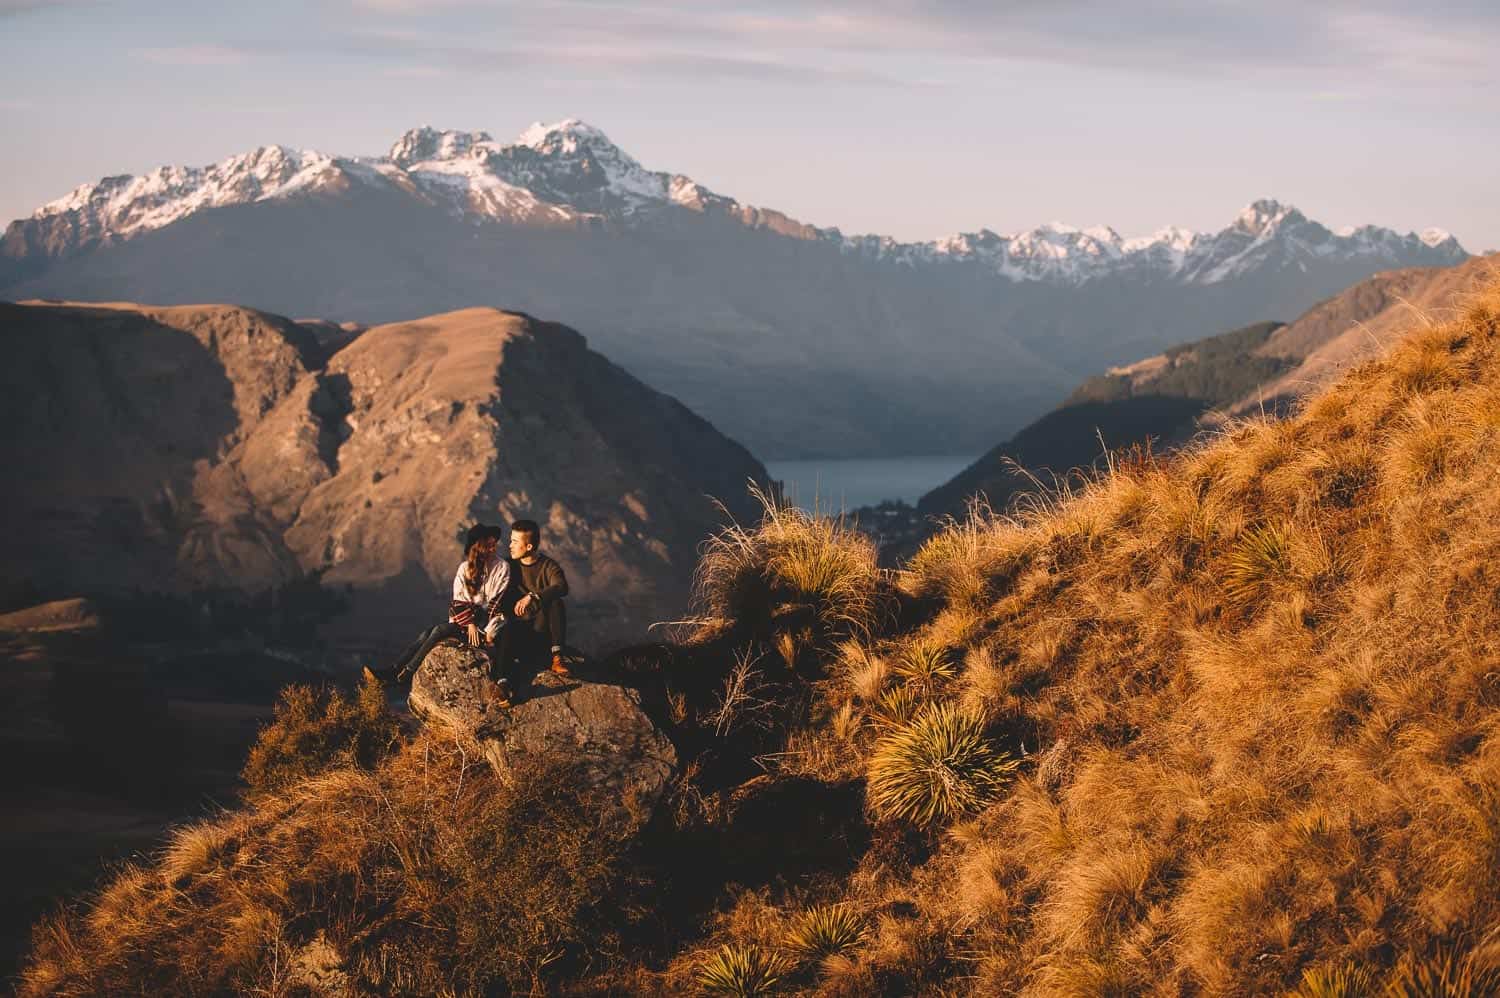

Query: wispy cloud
[309,25,926,88]
[0,0,77,15]
[131,43,255,67]
[272,0,1500,101]
[381,64,449,79]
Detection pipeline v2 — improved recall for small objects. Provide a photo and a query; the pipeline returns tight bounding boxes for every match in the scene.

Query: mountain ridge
[8,120,1465,286]
[2,119,1468,459]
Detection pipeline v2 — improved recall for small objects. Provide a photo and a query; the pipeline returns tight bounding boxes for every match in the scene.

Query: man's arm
[532,559,568,606]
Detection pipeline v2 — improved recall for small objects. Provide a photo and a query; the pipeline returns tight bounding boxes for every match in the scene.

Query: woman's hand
[466,623,482,647]
[515,593,535,618]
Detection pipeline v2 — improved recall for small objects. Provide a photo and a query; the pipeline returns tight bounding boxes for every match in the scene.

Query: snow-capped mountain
[0,119,1471,460]
[10,120,1465,283]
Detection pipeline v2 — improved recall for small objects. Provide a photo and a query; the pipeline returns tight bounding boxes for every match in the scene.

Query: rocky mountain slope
[0,120,1467,458]
[921,254,1498,520]
[0,300,768,645]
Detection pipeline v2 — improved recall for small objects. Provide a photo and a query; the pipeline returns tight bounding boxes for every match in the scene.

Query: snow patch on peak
[1234,198,1299,234]
[26,142,355,248]
[1420,227,1455,248]
[389,126,494,167]
[514,118,615,153]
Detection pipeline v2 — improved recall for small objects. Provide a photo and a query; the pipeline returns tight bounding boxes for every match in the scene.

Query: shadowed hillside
[19,280,1500,994]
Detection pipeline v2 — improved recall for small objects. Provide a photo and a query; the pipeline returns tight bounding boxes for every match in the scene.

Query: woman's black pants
[374,621,464,683]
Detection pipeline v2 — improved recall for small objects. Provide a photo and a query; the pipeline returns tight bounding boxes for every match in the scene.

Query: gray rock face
[406,642,512,736]
[407,642,677,812]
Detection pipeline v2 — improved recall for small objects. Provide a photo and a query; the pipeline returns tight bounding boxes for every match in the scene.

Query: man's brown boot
[482,677,513,709]
[549,652,571,677]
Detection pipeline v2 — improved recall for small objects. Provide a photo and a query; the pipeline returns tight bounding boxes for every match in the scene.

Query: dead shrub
[240,672,400,798]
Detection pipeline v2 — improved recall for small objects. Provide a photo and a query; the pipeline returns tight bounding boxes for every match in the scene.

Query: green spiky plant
[1286,961,1377,998]
[785,904,866,962]
[1222,522,1294,608]
[870,684,923,730]
[696,943,788,996]
[866,703,1019,828]
[892,641,957,689]
[1385,946,1500,998]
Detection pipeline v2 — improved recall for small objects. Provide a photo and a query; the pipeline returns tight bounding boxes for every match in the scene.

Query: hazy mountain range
[1,119,1468,458]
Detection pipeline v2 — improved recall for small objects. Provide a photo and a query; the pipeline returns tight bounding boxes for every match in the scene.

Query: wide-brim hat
[463,523,501,552]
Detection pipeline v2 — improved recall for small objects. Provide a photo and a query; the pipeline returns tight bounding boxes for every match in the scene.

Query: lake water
[765,455,978,512]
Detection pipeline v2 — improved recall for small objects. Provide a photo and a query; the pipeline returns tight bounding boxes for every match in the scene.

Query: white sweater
[448,556,512,640]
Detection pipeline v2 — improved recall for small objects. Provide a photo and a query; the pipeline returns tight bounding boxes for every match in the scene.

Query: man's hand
[466,623,481,647]
[515,593,535,618]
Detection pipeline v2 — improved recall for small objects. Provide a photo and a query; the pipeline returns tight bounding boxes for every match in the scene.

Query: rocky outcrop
[407,642,677,812]
[406,643,513,738]
[0,300,769,645]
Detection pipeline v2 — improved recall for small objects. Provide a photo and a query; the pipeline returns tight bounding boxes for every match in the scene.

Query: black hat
[463,523,498,552]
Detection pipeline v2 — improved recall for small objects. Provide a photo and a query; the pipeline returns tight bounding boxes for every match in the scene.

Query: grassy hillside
[21,282,1500,995]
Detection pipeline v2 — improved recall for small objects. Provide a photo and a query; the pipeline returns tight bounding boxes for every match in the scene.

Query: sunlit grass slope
[729,278,1500,994]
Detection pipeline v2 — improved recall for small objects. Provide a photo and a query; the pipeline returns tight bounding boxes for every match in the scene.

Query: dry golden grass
[693,482,886,642]
[799,279,1500,994]
[22,732,643,996]
[24,279,1500,996]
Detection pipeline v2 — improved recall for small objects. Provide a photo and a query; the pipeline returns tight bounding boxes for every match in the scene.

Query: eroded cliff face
[0,300,768,645]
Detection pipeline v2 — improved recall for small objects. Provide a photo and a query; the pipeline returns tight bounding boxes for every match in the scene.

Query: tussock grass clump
[903,497,1031,605]
[695,942,788,996]
[785,903,866,961]
[240,671,399,798]
[866,703,1018,827]
[694,483,884,640]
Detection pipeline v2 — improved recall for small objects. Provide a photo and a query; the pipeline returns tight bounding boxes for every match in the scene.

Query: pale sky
[3,0,1498,250]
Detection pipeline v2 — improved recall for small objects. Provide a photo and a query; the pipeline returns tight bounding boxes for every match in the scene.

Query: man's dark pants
[495,601,566,685]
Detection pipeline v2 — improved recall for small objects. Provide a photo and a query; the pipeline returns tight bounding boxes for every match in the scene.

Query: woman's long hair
[463,534,493,592]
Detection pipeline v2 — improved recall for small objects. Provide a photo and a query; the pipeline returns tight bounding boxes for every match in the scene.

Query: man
[496,518,571,682]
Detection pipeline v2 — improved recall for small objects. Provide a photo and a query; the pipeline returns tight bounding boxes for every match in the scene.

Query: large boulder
[407,642,678,813]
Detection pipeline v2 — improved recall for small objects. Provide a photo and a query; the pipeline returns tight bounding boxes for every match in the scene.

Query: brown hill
[0,300,767,645]
[1229,253,1500,416]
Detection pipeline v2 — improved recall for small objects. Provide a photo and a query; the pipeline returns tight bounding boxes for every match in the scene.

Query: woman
[365,524,514,702]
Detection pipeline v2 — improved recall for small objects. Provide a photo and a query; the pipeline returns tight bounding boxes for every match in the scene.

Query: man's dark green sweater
[513,554,567,631]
